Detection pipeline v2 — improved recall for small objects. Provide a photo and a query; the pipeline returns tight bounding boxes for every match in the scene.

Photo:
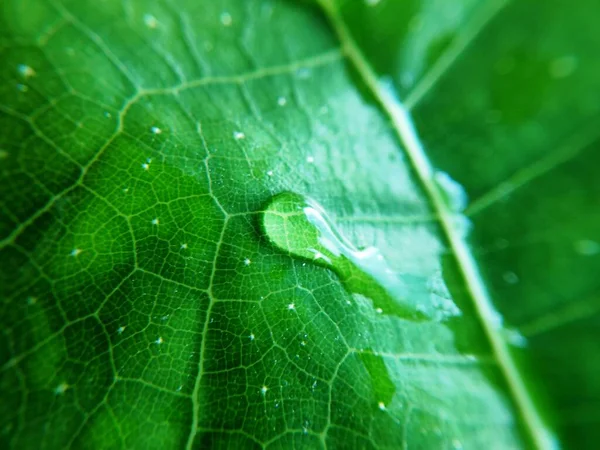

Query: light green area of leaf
[0,0,598,449]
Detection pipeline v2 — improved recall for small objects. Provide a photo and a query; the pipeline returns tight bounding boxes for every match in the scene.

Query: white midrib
[317,2,556,449]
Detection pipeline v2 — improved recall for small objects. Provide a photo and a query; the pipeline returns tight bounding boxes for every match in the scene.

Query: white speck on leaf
[306,156,314,163]
[117,326,125,334]
[18,64,35,78]
[70,248,82,257]
[151,218,159,225]
[267,170,274,177]
[243,258,251,266]
[155,336,163,344]
[288,303,295,310]
[143,14,158,28]
[181,243,188,249]
[260,385,268,395]
[375,307,383,314]
[378,401,386,410]
[233,131,245,140]
[220,12,232,26]
[249,333,255,341]
[151,126,162,134]
[277,96,287,106]
[54,382,69,395]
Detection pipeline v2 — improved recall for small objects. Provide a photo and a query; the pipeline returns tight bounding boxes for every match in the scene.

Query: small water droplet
[574,239,600,256]
[220,12,232,26]
[502,327,528,348]
[296,67,311,79]
[549,55,578,79]
[17,64,35,78]
[502,271,519,284]
[434,171,468,212]
[143,14,158,29]
[261,192,455,321]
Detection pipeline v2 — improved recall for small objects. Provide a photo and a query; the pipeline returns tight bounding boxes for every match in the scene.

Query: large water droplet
[261,192,459,321]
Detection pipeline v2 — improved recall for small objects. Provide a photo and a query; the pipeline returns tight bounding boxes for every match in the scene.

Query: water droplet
[502,271,519,285]
[549,55,578,79]
[143,14,158,29]
[17,64,35,78]
[574,239,600,256]
[54,382,69,395]
[502,327,528,348]
[261,192,455,321]
[220,12,232,26]
[434,171,468,212]
[296,67,311,79]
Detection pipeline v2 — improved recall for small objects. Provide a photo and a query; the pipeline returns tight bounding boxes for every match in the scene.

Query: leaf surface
[1,0,598,449]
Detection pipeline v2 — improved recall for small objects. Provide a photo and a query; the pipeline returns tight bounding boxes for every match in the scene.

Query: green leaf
[1,1,597,449]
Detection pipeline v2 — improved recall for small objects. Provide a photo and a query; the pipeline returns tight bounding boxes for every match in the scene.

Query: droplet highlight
[261,192,460,321]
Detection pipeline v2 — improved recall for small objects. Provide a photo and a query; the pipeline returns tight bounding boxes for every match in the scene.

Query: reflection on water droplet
[261,192,460,321]
[434,171,468,212]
